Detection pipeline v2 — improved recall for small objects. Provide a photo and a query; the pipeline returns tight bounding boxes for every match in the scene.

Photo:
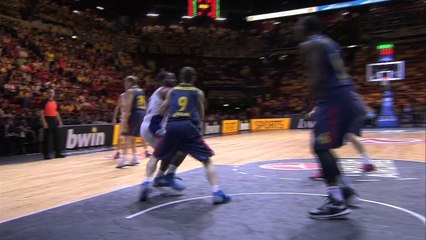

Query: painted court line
[125,192,426,225]
[279,177,301,181]
[397,178,419,181]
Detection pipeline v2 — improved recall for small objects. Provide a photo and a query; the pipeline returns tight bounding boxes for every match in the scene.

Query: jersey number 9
[178,96,188,111]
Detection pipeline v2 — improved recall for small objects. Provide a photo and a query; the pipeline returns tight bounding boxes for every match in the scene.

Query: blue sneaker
[212,190,231,205]
[139,181,152,202]
[152,176,169,187]
[164,173,186,191]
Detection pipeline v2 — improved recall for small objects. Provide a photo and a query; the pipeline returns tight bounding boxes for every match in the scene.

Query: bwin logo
[66,127,106,149]
[297,119,316,129]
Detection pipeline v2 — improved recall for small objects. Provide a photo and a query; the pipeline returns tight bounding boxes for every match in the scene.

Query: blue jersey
[168,84,201,125]
[302,34,352,100]
[130,88,146,112]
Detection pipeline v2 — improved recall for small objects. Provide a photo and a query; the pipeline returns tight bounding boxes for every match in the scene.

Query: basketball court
[0,129,425,240]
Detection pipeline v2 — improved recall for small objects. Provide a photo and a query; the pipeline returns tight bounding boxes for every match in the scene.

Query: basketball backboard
[366,61,405,82]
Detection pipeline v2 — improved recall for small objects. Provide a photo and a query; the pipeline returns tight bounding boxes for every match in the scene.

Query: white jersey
[142,87,168,131]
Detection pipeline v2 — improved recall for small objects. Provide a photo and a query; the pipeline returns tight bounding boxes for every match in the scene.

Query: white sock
[327,186,343,202]
[166,165,178,174]
[361,152,372,164]
[212,185,220,192]
[155,170,165,178]
[339,176,351,188]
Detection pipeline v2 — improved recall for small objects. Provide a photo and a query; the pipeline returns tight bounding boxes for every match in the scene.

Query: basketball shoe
[309,195,351,219]
[139,182,152,202]
[213,190,231,205]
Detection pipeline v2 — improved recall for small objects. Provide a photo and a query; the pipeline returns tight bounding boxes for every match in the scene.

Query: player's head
[123,75,138,89]
[179,66,196,84]
[295,15,323,42]
[156,71,177,88]
[47,88,55,99]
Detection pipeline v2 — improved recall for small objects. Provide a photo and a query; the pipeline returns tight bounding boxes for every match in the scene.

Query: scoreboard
[188,0,221,18]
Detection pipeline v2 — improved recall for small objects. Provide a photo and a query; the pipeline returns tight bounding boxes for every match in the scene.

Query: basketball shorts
[124,110,146,137]
[313,87,365,151]
[154,121,214,162]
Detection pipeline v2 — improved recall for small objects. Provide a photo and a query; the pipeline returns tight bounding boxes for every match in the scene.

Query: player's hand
[43,122,48,129]
[305,110,315,119]
[155,129,166,137]
[58,122,63,128]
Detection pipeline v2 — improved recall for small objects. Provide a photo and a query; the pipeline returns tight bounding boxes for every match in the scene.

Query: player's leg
[309,105,351,219]
[117,135,129,168]
[139,154,160,201]
[160,151,187,191]
[181,123,230,204]
[143,122,182,191]
[114,136,122,160]
[346,112,375,172]
[128,136,139,165]
[346,133,374,170]
[141,138,151,157]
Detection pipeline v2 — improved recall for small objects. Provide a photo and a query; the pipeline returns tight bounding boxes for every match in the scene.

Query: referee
[40,89,65,159]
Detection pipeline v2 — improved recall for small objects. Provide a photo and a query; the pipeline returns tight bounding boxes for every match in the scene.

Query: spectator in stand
[0,118,20,154]
[39,89,65,159]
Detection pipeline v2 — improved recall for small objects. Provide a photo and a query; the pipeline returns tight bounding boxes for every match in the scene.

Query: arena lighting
[342,11,350,15]
[346,45,358,48]
[72,35,77,39]
[377,43,394,50]
[223,104,229,107]
[182,16,193,19]
[247,7,317,22]
[273,21,281,25]
[246,0,391,22]
[72,10,80,14]
[215,17,227,21]
[96,6,104,10]
[146,13,159,17]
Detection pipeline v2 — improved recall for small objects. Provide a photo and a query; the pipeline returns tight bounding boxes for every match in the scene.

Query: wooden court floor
[0,130,424,222]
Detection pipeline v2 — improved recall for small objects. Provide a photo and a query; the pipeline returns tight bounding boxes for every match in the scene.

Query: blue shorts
[125,110,146,137]
[314,88,365,151]
[154,120,214,162]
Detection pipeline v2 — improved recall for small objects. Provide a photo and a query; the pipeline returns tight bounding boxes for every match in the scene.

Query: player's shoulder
[157,87,171,99]
[173,85,199,91]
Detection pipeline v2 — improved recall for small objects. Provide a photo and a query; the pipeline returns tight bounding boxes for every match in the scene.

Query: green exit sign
[377,43,394,50]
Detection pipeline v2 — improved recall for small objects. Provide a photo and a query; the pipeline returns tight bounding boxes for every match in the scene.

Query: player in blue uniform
[117,76,147,168]
[296,16,364,219]
[139,71,188,201]
[154,67,231,204]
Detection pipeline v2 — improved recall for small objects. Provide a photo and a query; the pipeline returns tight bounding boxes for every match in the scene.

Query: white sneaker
[116,160,127,168]
[128,157,139,166]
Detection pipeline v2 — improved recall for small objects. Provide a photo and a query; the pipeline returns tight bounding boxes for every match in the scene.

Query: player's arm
[39,100,48,129]
[300,42,327,106]
[112,96,121,123]
[197,90,206,121]
[160,89,172,116]
[56,111,63,127]
[123,90,134,123]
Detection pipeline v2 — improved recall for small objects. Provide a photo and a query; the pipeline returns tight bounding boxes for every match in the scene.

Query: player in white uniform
[139,71,187,201]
